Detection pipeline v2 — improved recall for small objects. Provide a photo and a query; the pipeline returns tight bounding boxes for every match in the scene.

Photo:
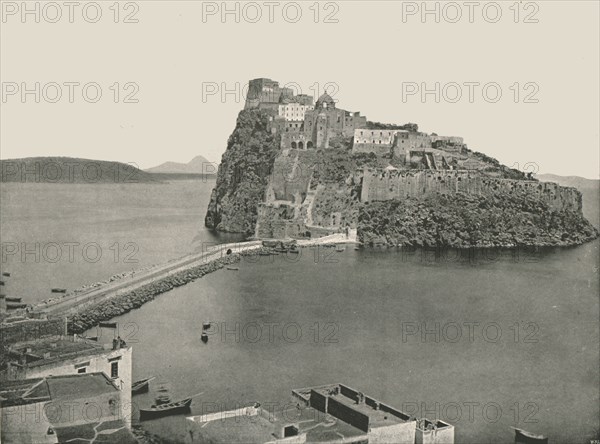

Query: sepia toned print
[1,2,598,443]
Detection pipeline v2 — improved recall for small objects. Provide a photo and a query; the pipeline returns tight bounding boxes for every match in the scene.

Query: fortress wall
[360,170,582,212]
[352,143,392,155]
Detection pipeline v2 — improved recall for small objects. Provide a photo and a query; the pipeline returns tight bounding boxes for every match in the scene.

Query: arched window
[307,141,313,149]
[298,141,304,149]
[291,142,297,149]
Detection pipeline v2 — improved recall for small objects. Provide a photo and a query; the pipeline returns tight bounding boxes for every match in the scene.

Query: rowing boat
[132,377,156,395]
[512,427,548,444]
[139,397,193,420]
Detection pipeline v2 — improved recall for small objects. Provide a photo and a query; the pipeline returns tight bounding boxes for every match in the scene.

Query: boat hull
[514,428,548,444]
[132,382,150,395]
[139,398,193,420]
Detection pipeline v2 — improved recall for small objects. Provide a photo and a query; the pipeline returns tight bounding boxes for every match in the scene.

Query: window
[111,361,119,378]
[78,367,87,374]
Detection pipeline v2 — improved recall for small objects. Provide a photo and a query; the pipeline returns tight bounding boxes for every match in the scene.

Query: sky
[1,1,599,178]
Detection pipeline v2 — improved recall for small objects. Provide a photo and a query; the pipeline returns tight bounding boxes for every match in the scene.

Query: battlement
[359,169,583,213]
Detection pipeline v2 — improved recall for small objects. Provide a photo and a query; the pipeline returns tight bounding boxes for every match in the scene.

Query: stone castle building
[245,78,467,171]
[245,78,367,150]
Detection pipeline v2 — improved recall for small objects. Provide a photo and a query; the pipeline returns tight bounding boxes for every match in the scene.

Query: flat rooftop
[190,413,277,443]
[0,372,118,407]
[9,338,124,368]
[46,372,119,400]
[188,404,368,443]
[315,387,406,427]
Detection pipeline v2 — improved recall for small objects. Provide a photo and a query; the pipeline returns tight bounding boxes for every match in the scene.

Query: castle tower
[314,111,329,149]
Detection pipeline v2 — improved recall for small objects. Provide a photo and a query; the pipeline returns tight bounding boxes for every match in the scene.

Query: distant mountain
[0,157,156,183]
[535,174,599,190]
[145,155,217,175]
[535,173,599,228]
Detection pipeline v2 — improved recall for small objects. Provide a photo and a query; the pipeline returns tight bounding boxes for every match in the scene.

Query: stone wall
[0,317,66,348]
[360,169,583,213]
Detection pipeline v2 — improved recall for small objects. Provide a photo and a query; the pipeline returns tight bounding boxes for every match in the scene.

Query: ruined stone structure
[244,78,295,110]
[359,168,583,212]
[352,129,468,170]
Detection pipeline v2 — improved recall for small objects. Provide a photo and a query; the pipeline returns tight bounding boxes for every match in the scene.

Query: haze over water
[1,180,598,443]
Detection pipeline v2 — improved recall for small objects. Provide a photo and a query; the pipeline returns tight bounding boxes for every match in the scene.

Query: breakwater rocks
[68,254,242,334]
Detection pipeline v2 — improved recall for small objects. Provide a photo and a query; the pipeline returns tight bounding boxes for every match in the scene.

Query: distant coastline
[0,157,156,184]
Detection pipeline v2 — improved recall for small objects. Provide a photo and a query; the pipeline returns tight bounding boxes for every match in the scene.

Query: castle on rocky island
[205,78,595,245]
[245,77,477,171]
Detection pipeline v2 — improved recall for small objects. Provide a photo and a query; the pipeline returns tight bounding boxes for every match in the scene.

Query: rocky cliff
[205,109,281,234]
[206,108,598,247]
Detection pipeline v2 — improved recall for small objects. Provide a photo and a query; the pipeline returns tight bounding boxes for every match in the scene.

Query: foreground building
[185,383,454,444]
[3,330,133,428]
[0,372,136,443]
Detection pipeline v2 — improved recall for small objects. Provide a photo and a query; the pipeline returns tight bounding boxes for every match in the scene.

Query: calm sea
[1,180,598,443]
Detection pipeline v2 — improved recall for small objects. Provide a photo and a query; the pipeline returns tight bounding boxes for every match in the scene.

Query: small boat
[202,321,211,330]
[354,247,360,251]
[335,246,345,252]
[153,384,172,406]
[226,267,239,271]
[5,297,22,303]
[132,377,156,395]
[512,427,548,444]
[51,288,67,294]
[201,332,209,343]
[6,302,27,310]
[139,397,193,420]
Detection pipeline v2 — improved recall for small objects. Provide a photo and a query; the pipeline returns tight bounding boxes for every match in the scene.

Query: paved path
[32,233,358,316]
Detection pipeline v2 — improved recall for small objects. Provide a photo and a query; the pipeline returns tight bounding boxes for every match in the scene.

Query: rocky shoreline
[358,193,599,248]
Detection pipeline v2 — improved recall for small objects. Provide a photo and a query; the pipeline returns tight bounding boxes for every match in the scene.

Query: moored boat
[132,377,156,395]
[512,427,548,444]
[139,397,193,420]
[51,288,67,293]
[201,332,209,343]
[5,297,22,303]
[6,302,27,310]
[226,266,239,271]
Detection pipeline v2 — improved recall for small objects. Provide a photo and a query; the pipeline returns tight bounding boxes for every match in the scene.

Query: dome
[316,93,336,108]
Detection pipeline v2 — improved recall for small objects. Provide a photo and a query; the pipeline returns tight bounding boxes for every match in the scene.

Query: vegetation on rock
[205,109,281,234]
[358,193,598,247]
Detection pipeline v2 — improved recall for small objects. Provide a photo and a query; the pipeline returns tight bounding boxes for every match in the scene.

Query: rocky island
[206,78,598,248]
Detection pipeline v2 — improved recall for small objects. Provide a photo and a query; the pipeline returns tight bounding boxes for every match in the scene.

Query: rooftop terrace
[0,372,118,407]
[8,337,126,368]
